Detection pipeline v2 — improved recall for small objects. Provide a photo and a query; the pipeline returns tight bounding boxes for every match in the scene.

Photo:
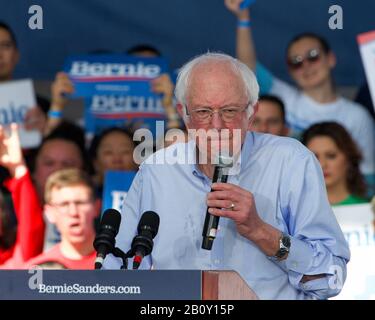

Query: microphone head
[137,211,160,238]
[215,154,233,168]
[100,208,121,235]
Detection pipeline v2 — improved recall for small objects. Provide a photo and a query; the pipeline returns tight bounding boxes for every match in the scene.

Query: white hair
[174,52,259,121]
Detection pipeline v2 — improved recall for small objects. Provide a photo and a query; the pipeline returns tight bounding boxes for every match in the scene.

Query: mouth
[68,222,84,235]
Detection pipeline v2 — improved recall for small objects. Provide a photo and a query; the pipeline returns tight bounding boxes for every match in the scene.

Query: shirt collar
[188,131,255,179]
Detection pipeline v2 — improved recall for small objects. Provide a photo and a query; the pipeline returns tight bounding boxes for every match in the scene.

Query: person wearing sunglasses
[225,0,375,189]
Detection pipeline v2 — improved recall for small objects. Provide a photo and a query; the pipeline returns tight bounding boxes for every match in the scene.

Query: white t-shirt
[270,77,375,175]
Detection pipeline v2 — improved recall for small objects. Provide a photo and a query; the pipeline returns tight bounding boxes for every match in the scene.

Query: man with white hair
[104,53,349,300]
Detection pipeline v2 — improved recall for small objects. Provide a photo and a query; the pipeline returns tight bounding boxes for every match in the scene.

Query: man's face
[0,28,19,81]
[45,185,98,246]
[251,100,287,136]
[34,140,84,200]
[180,62,253,163]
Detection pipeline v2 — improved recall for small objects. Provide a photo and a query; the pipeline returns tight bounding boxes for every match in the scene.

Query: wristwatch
[272,233,291,261]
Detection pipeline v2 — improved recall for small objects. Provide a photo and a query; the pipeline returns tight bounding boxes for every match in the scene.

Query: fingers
[52,71,75,102]
[211,182,250,197]
[208,207,238,220]
[10,122,19,133]
[224,0,242,14]
[207,190,232,200]
[207,199,235,209]
[151,74,174,95]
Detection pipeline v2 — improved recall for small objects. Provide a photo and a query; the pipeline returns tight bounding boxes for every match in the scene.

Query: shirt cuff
[282,236,315,274]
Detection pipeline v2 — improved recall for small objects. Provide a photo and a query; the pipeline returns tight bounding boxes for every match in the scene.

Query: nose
[210,111,224,129]
[66,202,80,216]
[318,157,327,170]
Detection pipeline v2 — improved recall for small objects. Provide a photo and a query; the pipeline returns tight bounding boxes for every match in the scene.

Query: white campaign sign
[358,30,375,112]
[332,204,375,300]
[0,79,42,148]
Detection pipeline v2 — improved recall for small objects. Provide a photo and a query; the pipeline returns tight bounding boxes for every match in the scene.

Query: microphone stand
[112,247,131,270]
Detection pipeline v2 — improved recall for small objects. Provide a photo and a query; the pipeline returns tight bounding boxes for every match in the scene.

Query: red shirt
[24,244,96,270]
[0,172,45,267]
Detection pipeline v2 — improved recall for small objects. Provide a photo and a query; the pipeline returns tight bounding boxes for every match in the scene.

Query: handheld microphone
[131,211,160,269]
[202,155,233,250]
[93,209,121,269]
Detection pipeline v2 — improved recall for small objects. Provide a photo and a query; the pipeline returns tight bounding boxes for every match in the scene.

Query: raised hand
[23,106,47,132]
[0,123,27,178]
[151,73,174,105]
[51,71,75,109]
[224,0,250,18]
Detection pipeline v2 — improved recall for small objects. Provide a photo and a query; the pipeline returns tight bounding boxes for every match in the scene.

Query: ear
[44,204,57,224]
[176,103,184,119]
[177,103,190,129]
[247,103,259,130]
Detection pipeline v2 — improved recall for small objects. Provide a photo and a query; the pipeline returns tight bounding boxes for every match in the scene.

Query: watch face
[282,235,291,248]
[277,248,288,258]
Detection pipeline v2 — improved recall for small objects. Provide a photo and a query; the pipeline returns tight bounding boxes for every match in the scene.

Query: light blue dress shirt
[104,132,350,300]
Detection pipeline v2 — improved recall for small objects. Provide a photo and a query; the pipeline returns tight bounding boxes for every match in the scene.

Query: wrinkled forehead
[186,61,248,104]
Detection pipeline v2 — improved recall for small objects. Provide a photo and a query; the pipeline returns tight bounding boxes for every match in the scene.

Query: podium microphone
[202,155,233,250]
[131,211,160,269]
[93,209,121,269]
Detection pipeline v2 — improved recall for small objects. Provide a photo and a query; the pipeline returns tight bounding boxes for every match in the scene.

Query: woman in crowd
[302,122,369,206]
[224,0,375,181]
[89,127,138,198]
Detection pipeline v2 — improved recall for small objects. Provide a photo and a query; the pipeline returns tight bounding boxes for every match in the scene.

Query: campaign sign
[102,170,137,214]
[332,203,375,300]
[83,94,166,136]
[64,54,168,98]
[64,54,168,136]
[0,79,42,148]
[358,30,375,112]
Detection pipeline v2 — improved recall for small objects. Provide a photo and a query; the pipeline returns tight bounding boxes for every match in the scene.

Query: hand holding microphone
[202,155,233,250]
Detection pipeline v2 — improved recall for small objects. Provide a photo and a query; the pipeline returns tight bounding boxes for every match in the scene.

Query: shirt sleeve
[277,147,350,299]
[4,171,45,265]
[255,62,274,95]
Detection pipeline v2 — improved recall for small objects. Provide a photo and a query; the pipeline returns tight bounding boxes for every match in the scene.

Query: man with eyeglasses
[225,0,375,190]
[104,52,349,300]
[24,168,99,269]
